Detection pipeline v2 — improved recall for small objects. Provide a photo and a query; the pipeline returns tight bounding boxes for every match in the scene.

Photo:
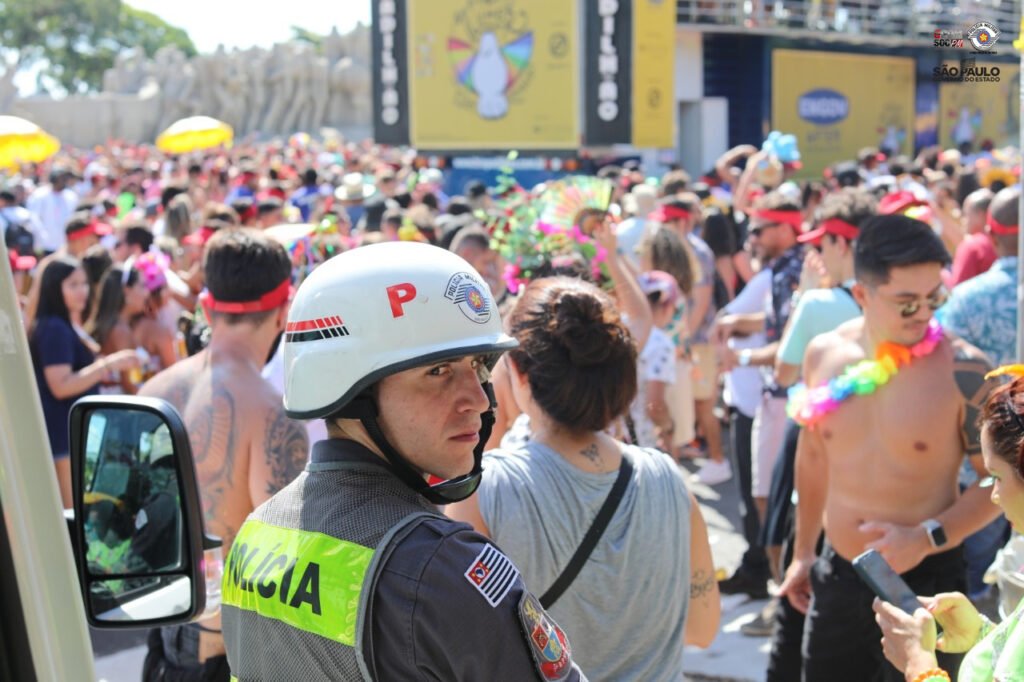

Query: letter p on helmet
[387,283,418,318]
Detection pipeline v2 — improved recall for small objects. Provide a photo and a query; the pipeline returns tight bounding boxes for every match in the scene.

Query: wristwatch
[738,349,753,367]
[921,519,948,548]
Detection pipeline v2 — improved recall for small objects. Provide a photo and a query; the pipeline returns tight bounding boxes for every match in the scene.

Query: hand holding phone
[852,549,922,615]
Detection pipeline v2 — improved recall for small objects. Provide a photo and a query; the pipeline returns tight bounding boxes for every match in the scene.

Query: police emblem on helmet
[444,272,492,324]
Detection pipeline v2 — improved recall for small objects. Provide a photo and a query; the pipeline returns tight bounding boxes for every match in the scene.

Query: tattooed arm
[250,402,309,506]
[932,340,1002,549]
[684,490,720,648]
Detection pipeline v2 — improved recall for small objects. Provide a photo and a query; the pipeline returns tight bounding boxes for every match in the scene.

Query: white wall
[674,29,703,103]
[678,98,729,179]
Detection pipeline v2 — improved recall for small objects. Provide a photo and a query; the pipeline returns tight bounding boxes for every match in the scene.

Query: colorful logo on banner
[797,89,850,126]
[772,50,914,177]
[407,0,579,149]
[447,25,534,120]
[967,21,1001,52]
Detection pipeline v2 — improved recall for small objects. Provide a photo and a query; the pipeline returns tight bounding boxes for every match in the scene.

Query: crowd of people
[3,132,1024,680]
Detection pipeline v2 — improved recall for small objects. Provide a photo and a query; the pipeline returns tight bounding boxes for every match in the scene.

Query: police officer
[221,242,586,681]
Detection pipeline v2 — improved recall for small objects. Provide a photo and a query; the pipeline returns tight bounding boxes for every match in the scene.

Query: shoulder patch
[464,543,518,607]
[518,592,573,681]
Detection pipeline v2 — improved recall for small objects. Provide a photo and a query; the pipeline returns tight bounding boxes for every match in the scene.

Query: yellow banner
[632,0,676,148]
[937,62,1020,151]
[772,50,915,177]
[407,0,579,149]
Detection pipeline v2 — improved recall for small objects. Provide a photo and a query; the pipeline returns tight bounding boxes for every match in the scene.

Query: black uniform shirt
[312,441,586,681]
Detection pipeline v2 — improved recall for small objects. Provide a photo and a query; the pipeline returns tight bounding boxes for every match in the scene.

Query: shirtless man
[139,229,308,680]
[778,214,1001,681]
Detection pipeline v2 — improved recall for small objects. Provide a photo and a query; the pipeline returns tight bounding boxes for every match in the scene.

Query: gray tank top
[478,442,692,681]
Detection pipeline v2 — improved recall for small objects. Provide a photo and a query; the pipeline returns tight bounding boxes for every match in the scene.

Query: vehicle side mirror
[69,396,222,628]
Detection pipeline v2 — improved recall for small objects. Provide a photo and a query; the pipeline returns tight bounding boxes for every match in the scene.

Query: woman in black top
[29,257,139,507]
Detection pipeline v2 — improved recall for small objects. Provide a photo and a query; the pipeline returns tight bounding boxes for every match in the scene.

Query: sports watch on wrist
[921,519,948,548]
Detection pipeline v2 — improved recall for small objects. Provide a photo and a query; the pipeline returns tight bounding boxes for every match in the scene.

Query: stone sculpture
[6,23,373,147]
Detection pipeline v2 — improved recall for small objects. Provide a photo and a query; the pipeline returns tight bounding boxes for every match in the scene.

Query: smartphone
[852,549,922,615]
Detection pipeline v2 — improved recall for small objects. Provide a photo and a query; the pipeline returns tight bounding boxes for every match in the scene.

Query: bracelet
[911,669,950,682]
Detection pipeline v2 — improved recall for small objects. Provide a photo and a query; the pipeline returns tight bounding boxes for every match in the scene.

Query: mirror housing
[69,396,220,629]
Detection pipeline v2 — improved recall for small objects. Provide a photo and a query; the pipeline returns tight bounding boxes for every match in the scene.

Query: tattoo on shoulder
[690,569,715,600]
[580,443,601,466]
[953,342,995,457]
[264,408,309,495]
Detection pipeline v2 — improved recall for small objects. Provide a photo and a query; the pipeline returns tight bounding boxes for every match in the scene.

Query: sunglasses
[748,223,781,238]
[880,288,949,318]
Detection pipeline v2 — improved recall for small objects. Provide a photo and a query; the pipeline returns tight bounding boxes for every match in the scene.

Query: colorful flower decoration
[488,176,612,295]
[132,251,169,292]
[787,320,944,427]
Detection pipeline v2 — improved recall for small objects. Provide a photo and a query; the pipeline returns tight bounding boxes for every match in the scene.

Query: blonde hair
[637,225,700,297]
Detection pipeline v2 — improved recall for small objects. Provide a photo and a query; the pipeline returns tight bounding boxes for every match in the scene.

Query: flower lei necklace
[787,319,944,427]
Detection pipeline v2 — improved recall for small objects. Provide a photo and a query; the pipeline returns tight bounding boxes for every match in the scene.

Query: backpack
[2,211,35,257]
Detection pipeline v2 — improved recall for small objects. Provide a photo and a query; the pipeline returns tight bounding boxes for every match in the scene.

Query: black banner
[584,0,633,146]
[371,0,410,145]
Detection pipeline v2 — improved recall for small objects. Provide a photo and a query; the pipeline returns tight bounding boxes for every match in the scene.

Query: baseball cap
[637,270,680,307]
[878,190,927,216]
[8,249,36,272]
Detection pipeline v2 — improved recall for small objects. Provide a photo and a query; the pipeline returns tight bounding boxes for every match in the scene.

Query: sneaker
[740,599,778,638]
[692,458,733,486]
[718,569,770,600]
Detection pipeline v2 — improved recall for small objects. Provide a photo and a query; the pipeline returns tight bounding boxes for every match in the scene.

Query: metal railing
[676,0,1021,47]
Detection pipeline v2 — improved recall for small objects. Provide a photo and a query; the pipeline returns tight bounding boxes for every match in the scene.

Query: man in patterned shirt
[715,190,804,598]
[936,185,1019,602]
[939,186,1019,368]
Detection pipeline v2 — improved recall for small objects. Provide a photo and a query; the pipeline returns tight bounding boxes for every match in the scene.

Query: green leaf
[1,0,197,93]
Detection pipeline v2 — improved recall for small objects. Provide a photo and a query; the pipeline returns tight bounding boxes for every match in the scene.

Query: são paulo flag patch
[464,543,519,607]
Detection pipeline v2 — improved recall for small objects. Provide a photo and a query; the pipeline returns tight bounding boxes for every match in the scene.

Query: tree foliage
[0,0,197,94]
[290,26,324,49]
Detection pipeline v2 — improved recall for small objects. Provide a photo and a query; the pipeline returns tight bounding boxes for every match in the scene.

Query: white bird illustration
[469,32,509,119]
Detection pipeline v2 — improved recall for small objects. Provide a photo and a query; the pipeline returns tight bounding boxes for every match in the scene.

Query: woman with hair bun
[448,276,720,681]
[875,369,1024,682]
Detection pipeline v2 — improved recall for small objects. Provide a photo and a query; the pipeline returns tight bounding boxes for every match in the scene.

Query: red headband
[183,226,218,246]
[988,211,1019,235]
[753,209,803,231]
[66,220,113,242]
[199,277,291,315]
[798,218,860,245]
[649,205,691,222]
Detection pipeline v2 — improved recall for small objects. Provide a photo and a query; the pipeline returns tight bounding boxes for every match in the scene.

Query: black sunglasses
[749,223,781,238]
[892,288,949,318]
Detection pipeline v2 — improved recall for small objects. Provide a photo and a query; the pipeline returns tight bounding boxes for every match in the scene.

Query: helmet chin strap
[339,383,497,505]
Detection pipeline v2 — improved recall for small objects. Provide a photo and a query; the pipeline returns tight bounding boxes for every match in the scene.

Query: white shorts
[665,359,697,447]
[752,394,788,499]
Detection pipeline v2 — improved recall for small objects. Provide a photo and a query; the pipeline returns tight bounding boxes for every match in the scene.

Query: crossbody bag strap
[539,451,634,609]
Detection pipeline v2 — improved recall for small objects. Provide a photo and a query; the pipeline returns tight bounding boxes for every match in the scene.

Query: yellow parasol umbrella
[0,115,61,168]
[156,115,233,154]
